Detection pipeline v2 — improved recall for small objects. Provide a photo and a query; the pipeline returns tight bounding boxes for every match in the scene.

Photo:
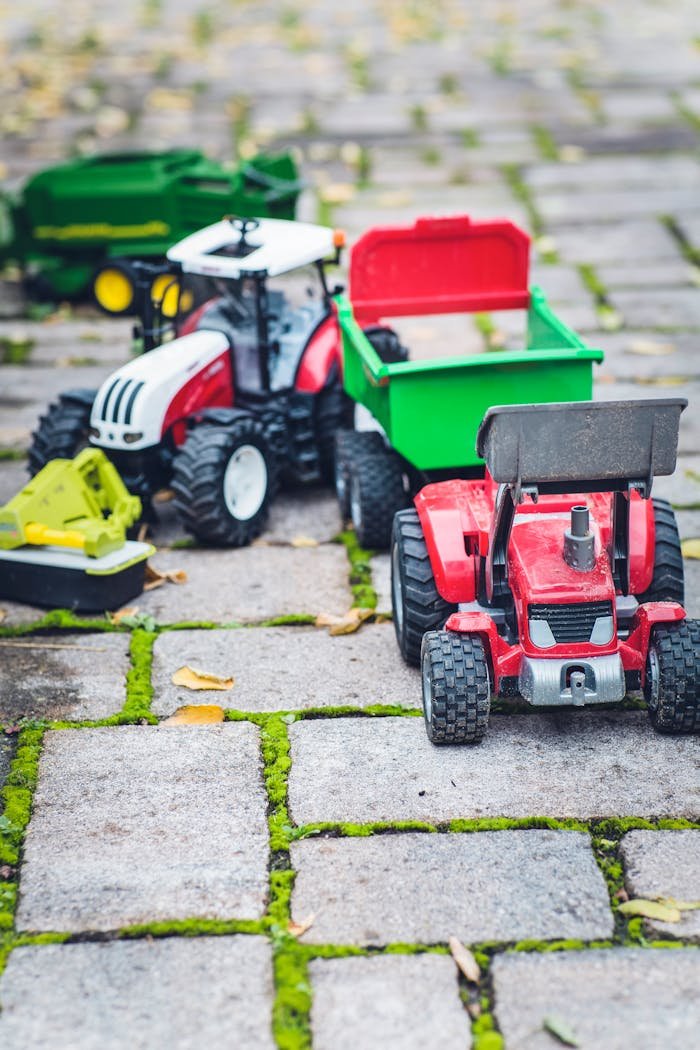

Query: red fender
[620,601,686,679]
[295,315,342,393]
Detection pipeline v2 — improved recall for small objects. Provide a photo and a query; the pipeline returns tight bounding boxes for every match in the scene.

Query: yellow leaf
[172,666,234,691]
[287,913,315,938]
[0,608,6,624]
[108,606,139,625]
[448,936,481,983]
[618,898,681,922]
[681,539,700,560]
[162,704,225,725]
[627,339,675,357]
[315,607,374,635]
[290,535,319,548]
[654,896,700,912]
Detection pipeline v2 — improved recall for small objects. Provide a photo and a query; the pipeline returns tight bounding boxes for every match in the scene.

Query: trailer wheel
[28,391,96,476]
[421,630,491,744]
[645,619,700,733]
[349,448,407,549]
[334,430,385,518]
[638,498,684,605]
[172,418,277,547]
[92,259,137,316]
[391,508,457,667]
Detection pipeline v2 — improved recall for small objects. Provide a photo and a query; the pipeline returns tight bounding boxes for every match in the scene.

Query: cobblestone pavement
[1,2,699,1047]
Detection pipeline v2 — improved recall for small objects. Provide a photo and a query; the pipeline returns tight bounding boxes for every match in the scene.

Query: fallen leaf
[287,913,315,937]
[681,538,700,560]
[153,488,175,504]
[466,1002,482,1019]
[637,375,688,387]
[290,535,319,548]
[627,339,675,356]
[654,896,700,912]
[144,563,188,590]
[543,1014,579,1046]
[172,665,234,691]
[162,704,225,725]
[0,609,6,624]
[618,898,681,923]
[315,607,374,635]
[108,606,139,625]
[448,936,480,983]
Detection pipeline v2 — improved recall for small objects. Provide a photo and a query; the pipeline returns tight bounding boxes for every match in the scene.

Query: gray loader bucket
[476,398,687,490]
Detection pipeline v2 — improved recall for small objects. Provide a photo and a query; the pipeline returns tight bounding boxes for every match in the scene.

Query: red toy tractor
[391,398,700,743]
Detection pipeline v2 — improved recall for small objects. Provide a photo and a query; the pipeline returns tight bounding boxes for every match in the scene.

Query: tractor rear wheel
[349,447,407,549]
[421,630,491,744]
[315,379,354,483]
[172,417,277,546]
[334,430,385,519]
[638,498,684,605]
[391,508,456,667]
[28,391,96,476]
[644,619,700,733]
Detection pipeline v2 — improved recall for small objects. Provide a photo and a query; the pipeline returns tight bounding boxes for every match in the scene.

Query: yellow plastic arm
[23,523,87,551]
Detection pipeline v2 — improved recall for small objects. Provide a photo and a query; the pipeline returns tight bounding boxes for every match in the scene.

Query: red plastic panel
[349,215,530,322]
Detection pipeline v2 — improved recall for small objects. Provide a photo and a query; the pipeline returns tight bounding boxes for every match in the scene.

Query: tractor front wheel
[349,448,407,549]
[421,630,491,744]
[391,508,456,667]
[172,418,277,547]
[644,619,700,733]
[28,391,96,476]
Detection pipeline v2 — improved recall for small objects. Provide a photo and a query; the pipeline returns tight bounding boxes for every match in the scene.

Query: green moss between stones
[123,629,156,720]
[472,1012,504,1050]
[530,124,558,161]
[0,449,27,461]
[273,941,312,1050]
[118,918,264,939]
[260,717,293,853]
[336,530,377,610]
[0,725,44,866]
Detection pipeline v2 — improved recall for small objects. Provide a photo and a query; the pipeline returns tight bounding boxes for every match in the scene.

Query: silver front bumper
[519,653,626,707]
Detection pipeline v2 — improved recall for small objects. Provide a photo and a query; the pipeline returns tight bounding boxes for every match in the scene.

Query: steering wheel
[229,216,261,238]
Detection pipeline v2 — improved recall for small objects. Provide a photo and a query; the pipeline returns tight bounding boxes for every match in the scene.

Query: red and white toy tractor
[29,217,352,545]
[391,398,700,743]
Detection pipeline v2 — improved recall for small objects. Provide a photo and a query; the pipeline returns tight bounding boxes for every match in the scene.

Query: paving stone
[620,830,700,942]
[538,188,700,226]
[593,379,700,458]
[0,634,130,723]
[0,363,113,449]
[551,220,680,265]
[370,552,391,613]
[491,948,700,1050]
[594,330,700,381]
[152,623,418,715]
[597,261,696,290]
[136,544,351,624]
[288,714,700,825]
[16,724,268,931]
[609,288,700,330]
[0,936,275,1049]
[291,831,613,945]
[309,954,471,1050]
[0,318,132,366]
[0,457,28,504]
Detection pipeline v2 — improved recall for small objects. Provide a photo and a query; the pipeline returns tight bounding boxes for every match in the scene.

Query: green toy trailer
[0,448,153,610]
[334,215,604,548]
[0,149,302,313]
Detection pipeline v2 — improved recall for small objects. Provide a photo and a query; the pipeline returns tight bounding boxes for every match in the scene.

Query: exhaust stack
[563,505,595,572]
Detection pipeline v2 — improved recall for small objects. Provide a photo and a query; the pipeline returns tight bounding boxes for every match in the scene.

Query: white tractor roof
[167,217,337,278]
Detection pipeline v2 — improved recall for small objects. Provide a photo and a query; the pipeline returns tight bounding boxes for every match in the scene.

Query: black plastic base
[0,560,147,612]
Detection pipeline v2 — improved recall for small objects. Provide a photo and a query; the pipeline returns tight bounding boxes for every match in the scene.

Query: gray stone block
[152,623,418,715]
[291,831,613,945]
[309,954,471,1050]
[551,221,679,265]
[0,936,274,1049]
[0,459,28,504]
[370,552,391,613]
[16,724,268,931]
[620,830,700,942]
[0,634,130,723]
[137,544,351,624]
[287,714,700,825]
[492,948,700,1050]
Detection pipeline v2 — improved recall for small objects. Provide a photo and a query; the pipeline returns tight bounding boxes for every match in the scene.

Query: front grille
[528,601,613,644]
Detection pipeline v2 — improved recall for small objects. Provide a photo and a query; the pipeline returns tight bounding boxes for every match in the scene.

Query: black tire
[28,391,96,476]
[362,324,409,364]
[171,417,277,547]
[638,498,684,605]
[315,380,354,483]
[349,448,407,549]
[334,430,385,518]
[645,619,700,733]
[391,508,457,667]
[421,630,491,744]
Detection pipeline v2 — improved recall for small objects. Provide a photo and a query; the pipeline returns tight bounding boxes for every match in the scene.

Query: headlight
[89,426,101,439]
[590,615,614,646]
[529,618,556,649]
[123,431,144,444]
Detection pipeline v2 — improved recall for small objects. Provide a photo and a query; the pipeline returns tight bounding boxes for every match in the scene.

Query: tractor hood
[89,330,230,452]
[508,514,614,605]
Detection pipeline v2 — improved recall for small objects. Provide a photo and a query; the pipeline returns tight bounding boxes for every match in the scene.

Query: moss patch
[335,530,377,610]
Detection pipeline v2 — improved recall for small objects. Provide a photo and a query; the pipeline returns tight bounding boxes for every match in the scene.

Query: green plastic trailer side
[335,291,604,471]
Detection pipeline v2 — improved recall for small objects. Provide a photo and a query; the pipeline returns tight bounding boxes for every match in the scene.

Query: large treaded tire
[391,508,457,667]
[171,416,277,547]
[28,391,96,476]
[645,619,700,733]
[334,430,385,519]
[315,380,354,484]
[638,498,684,605]
[421,630,491,744]
[349,448,407,549]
